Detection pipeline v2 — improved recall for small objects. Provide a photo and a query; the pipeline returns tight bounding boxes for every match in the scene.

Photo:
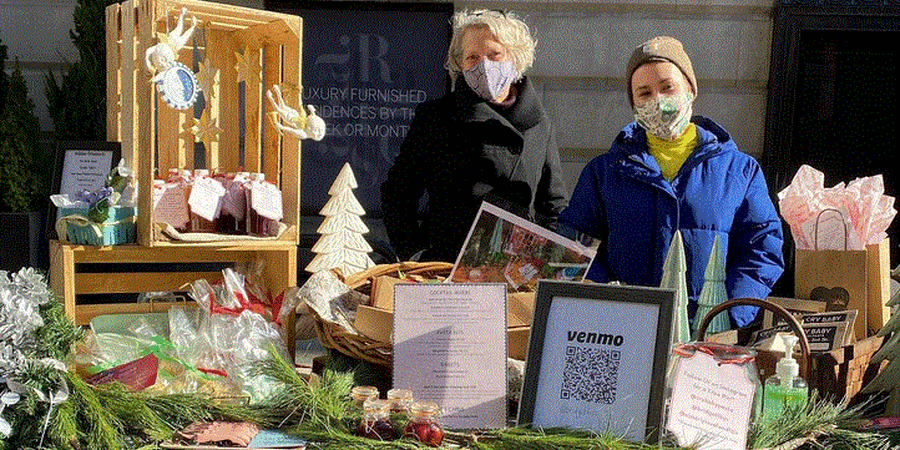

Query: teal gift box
[57,206,137,246]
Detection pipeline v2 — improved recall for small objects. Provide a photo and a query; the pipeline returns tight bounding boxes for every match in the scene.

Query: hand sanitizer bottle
[762,334,808,422]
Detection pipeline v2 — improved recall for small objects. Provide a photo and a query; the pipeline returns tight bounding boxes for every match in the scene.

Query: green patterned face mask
[634,91,694,140]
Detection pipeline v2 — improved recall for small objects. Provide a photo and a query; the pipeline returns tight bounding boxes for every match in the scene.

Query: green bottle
[762,334,808,423]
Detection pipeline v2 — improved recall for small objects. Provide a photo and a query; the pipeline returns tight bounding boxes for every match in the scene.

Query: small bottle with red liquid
[404,401,443,447]
[357,399,396,441]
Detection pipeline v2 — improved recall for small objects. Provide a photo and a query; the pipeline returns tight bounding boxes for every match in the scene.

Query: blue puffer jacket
[559,116,784,327]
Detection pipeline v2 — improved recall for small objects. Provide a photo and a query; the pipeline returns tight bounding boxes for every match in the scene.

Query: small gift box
[57,205,137,246]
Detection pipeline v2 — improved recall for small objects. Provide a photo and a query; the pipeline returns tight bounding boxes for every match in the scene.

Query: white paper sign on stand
[393,283,507,430]
[666,344,759,450]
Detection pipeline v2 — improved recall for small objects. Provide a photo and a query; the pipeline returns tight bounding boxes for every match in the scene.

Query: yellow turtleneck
[647,123,698,181]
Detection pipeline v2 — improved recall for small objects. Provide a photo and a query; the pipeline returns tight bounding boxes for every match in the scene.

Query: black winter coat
[380,77,569,262]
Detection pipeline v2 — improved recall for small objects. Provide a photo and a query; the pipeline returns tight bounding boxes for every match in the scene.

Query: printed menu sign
[59,150,114,197]
[392,283,506,429]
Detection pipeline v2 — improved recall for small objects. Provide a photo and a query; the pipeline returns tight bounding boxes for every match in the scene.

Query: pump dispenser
[762,334,808,422]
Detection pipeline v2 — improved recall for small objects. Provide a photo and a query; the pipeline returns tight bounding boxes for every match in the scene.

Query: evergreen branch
[749,394,894,450]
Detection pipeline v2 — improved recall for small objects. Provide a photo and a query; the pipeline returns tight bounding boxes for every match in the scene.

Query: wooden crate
[106,0,302,247]
[48,239,297,354]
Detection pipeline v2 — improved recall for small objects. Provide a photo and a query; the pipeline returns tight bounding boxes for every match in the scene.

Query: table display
[3,0,900,448]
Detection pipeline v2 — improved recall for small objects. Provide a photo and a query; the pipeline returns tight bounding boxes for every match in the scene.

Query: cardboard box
[507,326,530,360]
[508,292,535,328]
[371,275,402,310]
[354,305,393,343]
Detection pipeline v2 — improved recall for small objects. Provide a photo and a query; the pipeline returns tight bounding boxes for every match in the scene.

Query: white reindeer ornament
[267,85,326,141]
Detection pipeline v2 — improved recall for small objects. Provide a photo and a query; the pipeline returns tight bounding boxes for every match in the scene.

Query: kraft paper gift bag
[795,239,890,342]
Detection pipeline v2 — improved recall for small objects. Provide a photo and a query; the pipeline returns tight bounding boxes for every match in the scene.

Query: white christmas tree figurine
[305,163,375,276]
[693,235,729,338]
[661,230,691,345]
[860,287,900,415]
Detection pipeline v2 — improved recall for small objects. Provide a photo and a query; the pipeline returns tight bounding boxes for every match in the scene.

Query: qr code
[560,346,620,404]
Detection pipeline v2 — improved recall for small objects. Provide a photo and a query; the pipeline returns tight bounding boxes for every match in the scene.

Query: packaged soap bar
[188,169,224,232]
[219,172,249,235]
[152,178,190,232]
[247,174,283,237]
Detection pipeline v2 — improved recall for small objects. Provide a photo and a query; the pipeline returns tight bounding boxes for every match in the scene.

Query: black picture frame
[517,280,674,443]
[47,141,121,239]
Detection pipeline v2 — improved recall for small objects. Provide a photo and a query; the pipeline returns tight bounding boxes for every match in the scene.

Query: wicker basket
[312,261,454,367]
[696,298,812,382]
[696,297,887,402]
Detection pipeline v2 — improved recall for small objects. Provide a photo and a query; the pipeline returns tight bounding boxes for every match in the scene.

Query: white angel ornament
[145,8,201,110]
[145,7,197,76]
[267,85,326,141]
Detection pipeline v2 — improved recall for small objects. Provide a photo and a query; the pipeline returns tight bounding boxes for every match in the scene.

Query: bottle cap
[775,334,800,379]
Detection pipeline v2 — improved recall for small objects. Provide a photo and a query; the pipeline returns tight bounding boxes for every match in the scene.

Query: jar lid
[386,388,413,400]
[362,399,391,414]
[410,401,440,416]
[351,385,379,397]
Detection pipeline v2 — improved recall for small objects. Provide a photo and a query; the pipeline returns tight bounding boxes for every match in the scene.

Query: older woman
[381,10,569,262]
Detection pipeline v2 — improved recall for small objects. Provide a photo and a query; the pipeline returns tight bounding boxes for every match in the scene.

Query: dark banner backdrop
[265,1,453,217]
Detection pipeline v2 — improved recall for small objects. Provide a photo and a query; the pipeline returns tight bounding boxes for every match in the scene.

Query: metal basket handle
[695,297,811,379]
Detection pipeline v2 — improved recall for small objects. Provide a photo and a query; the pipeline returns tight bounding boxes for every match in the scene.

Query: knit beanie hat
[626,36,697,106]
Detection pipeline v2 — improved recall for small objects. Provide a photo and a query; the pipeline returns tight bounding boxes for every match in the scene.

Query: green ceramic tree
[694,235,730,337]
[661,230,690,345]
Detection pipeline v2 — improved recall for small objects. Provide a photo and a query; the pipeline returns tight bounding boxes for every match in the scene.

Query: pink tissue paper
[777,165,896,250]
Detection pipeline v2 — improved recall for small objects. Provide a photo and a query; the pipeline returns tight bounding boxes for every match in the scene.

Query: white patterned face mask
[463,58,518,101]
[634,91,694,140]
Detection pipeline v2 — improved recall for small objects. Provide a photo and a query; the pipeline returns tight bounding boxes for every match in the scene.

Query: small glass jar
[350,385,379,408]
[386,388,413,414]
[357,399,396,440]
[404,401,443,447]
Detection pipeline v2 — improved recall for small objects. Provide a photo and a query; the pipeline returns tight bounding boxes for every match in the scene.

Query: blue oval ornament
[156,62,199,110]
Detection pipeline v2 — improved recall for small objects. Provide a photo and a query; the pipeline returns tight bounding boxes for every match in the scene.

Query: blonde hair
[445,10,535,83]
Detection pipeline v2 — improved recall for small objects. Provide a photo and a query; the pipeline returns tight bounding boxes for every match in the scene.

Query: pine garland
[2,269,897,450]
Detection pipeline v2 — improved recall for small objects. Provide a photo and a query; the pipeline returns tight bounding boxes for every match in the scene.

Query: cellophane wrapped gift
[777,165,896,250]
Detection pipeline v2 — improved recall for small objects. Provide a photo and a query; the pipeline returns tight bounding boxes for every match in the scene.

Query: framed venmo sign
[517,281,674,442]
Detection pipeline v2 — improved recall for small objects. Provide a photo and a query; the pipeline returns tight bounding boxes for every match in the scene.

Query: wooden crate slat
[62,243,292,263]
[233,19,300,48]
[75,271,223,294]
[262,42,283,186]
[157,42,195,175]
[120,0,136,171]
[243,46,264,173]
[136,0,157,246]
[106,3,122,142]
[156,0,289,27]
[281,33,301,236]
[74,301,197,326]
[207,29,240,172]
